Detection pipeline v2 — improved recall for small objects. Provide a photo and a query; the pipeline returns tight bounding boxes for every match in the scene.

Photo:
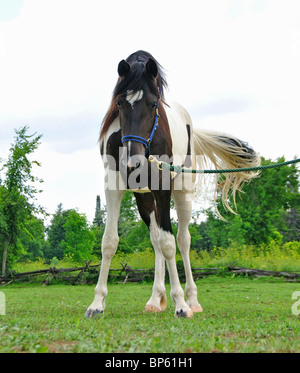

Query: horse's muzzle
[121,144,146,173]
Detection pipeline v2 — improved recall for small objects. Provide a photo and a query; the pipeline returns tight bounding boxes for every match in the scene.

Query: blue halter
[121,95,160,158]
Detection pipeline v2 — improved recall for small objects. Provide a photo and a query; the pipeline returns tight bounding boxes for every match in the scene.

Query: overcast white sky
[0,0,300,224]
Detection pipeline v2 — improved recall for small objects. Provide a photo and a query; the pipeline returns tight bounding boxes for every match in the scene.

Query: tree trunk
[1,239,8,277]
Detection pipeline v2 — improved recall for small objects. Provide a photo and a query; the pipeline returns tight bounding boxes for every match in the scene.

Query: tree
[0,126,43,275]
[45,203,65,260]
[117,191,143,253]
[45,205,95,263]
[119,190,139,224]
[195,156,300,250]
[19,215,46,261]
[92,191,152,254]
[93,195,106,227]
[281,208,300,242]
[91,223,104,258]
[91,196,106,257]
[60,209,95,263]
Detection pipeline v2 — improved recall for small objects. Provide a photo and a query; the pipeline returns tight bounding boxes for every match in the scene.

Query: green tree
[197,156,300,249]
[119,190,139,225]
[281,208,300,242]
[118,220,152,253]
[46,206,96,263]
[45,203,65,260]
[91,224,104,258]
[117,191,139,253]
[91,196,106,257]
[19,215,46,261]
[0,126,43,275]
[93,195,106,227]
[60,209,95,263]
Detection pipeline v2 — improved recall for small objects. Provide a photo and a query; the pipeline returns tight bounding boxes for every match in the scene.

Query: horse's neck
[163,100,193,160]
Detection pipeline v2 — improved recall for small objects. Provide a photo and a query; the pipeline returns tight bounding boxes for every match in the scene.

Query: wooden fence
[0,260,299,286]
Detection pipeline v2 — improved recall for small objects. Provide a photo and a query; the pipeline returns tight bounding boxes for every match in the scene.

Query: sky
[0,0,300,225]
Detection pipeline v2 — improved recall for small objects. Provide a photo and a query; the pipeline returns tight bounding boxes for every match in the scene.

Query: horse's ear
[118,60,130,77]
[146,58,158,78]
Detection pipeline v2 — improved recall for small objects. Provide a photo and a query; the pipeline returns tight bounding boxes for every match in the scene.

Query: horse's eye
[151,102,157,109]
[116,100,121,107]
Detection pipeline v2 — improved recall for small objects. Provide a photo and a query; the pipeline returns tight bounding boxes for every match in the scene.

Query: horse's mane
[100,51,167,139]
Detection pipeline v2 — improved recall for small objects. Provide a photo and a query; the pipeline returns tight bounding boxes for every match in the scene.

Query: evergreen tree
[45,203,65,260]
[281,208,300,242]
[93,195,105,227]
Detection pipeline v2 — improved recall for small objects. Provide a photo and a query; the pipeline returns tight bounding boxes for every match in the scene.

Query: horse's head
[114,52,166,172]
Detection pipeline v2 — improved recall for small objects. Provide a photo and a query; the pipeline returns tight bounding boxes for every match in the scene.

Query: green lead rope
[148,156,300,174]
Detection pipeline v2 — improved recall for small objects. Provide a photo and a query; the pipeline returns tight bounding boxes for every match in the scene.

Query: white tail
[193,128,261,216]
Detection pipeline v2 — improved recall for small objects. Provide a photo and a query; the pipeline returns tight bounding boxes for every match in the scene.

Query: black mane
[113,50,167,100]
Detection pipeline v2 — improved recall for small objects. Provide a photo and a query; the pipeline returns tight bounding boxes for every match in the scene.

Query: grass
[0,276,299,353]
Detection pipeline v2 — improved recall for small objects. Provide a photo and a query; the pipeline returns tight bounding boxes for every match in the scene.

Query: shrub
[11,242,300,273]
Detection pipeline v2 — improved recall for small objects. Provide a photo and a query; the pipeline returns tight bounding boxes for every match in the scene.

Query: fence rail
[0,260,299,286]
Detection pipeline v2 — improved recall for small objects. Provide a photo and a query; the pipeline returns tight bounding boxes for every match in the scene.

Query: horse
[85,50,261,318]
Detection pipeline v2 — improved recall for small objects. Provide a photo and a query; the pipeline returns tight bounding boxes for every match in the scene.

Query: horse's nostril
[127,163,139,172]
[127,157,142,172]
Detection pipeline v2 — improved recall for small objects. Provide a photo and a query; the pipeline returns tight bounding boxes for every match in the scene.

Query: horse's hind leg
[85,187,124,318]
[134,193,167,312]
[173,189,203,313]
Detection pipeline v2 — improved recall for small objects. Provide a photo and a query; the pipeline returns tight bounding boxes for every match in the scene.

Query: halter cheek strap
[121,96,160,158]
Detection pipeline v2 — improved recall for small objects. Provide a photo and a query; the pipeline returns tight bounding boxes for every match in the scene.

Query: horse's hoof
[190,304,203,313]
[175,308,193,318]
[143,305,162,313]
[85,308,103,319]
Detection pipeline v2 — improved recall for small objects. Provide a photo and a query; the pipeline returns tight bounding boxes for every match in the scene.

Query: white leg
[158,228,193,318]
[85,187,124,318]
[151,190,192,318]
[144,212,167,312]
[173,190,203,312]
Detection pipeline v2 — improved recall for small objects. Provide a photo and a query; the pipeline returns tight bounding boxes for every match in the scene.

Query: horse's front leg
[85,187,124,318]
[173,189,203,313]
[144,211,167,312]
[133,192,167,313]
[152,190,193,318]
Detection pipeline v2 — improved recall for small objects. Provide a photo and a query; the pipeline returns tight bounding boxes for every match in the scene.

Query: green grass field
[0,276,299,353]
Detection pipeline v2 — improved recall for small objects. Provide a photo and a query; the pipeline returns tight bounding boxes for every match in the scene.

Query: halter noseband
[121,95,160,158]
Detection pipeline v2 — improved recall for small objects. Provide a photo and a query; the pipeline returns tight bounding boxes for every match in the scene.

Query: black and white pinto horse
[86,51,260,318]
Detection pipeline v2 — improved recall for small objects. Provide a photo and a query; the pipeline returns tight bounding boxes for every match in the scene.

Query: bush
[11,242,300,274]
[195,241,300,271]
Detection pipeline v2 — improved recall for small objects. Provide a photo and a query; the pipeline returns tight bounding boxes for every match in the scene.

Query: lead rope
[148,155,300,174]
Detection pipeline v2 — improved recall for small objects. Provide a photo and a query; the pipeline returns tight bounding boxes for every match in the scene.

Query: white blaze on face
[126,90,143,107]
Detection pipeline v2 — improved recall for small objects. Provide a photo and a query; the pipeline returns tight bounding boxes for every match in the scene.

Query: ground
[0,276,299,353]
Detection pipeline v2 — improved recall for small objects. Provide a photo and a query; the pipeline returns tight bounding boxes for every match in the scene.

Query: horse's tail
[193,128,261,215]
